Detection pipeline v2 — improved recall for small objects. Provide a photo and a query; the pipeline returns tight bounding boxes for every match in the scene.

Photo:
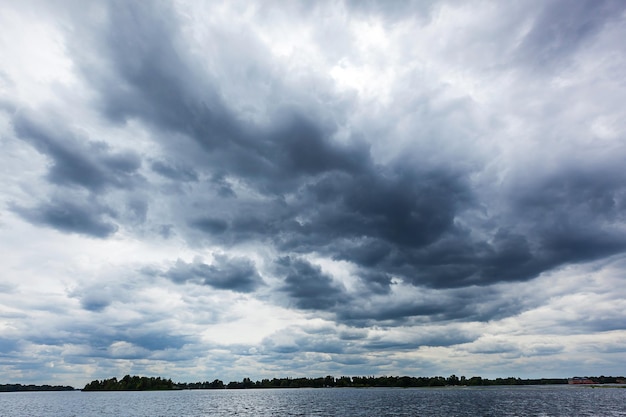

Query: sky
[1,0,625,387]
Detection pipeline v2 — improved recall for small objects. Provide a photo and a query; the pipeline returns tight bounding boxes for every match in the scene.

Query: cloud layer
[1,0,625,385]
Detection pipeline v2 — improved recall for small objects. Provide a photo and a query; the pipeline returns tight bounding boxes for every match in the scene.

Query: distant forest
[83,375,175,391]
[82,374,626,391]
[0,384,75,392]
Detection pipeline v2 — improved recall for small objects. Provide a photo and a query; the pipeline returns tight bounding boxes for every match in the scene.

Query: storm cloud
[164,255,264,293]
[1,0,625,386]
[11,196,118,238]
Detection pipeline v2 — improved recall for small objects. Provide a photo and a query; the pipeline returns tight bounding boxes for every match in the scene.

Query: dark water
[1,385,626,416]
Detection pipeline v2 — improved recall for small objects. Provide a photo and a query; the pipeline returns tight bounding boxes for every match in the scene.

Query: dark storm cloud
[358,271,394,295]
[150,160,198,182]
[12,111,143,192]
[259,113,369,180]
[70,0,238,150]
[164,255,263,293]
[505,164,626,274]
[69,1,369,191]
[315,159,626,294]
[294,167,469,249]
[190,217,229,235]
[277,257,348,310]
[334,284,530,326]
[516,0,626,69]
[57,0,626,315]
[10,197,118,238]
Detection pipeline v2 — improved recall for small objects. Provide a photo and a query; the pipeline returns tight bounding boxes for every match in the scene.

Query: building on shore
[568,377,595,384]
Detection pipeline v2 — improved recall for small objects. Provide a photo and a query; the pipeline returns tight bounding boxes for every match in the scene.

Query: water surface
[1,385,625,416]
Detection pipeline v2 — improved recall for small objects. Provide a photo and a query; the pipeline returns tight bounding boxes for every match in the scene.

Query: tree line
[222,375,570,389]
[0,383,75,392]
[83,375,174,391]
[81,374,625,391]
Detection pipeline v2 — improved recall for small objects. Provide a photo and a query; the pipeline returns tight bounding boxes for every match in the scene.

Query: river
[1,385,625,416]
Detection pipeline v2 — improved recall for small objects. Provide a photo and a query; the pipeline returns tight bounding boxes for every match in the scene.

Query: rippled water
[1,385,626,416]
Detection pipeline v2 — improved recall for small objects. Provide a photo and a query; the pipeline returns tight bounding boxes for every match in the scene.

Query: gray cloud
[0,337,20,354]
[164,255,264,293]
[122,331,189,353]
[516,0,626,69]
[69,1,237,150]
[35,0,623,313]
[342,0,438,23]
[365,331,475,350]
[150,160,198,182]
[277,257,348,310]
[13,110,143,192]
[333,283,532,327]
[1,0,625,385]
[10,197,118,238]
[70,283,122,312]
[28,321,192,361]
[190,217,229,236]
[56,0,626,298]
[80,292,112,312]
